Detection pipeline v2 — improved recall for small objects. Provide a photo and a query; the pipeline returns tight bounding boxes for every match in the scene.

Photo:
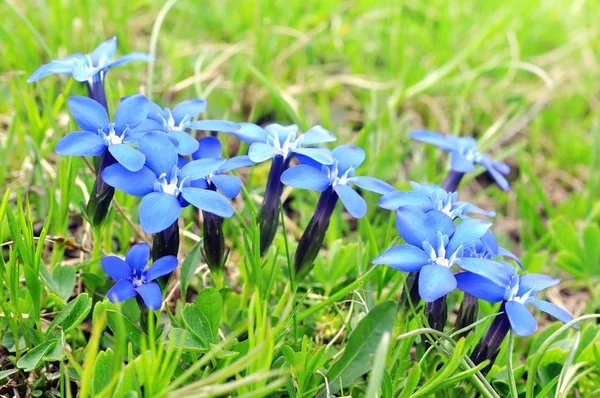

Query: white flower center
[101,124,125,146]
[157,166,188,196]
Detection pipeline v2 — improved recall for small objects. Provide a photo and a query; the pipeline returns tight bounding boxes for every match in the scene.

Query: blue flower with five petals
[102,133,234,233]
[102,243,178,310]
[411,130,510,191]
[55,95,150,171]
[27,37,152,84]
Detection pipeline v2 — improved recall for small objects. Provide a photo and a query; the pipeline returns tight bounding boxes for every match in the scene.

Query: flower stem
[470,301,511,374]
[85,77,108,112]
[294,186,339,279]
[86,151,117,228]
[441,170,465,192]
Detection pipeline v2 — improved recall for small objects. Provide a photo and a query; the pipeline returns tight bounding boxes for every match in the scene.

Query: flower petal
[107,279,137,303]
[447,218,492,255]
[418,264,457,302]
[372,244,429,272]
[144,255,178,282]
[220,155,256,172]
[55,132,106,156]
[334,184,367,218]
[300,125,336,145]
[139,192,182,234]
[280,165,331,192]
[188,120,240,133]
[135,282,163,310]
[480,156,510,191]
[181,188,234,218]
[101,256,131,281]
[193,136,222,160]
[395,206,437,247]
[352,176,395,195]
[27,60,75,83]
[108,144,145,172]
[180,158,226,181]
[138,133,178,176]
[91,36,117,64]
[108,52,154,68]
[102,164,156,197]
[68,96,109,131]
[332,145,366,173]
[248,143,282,163]
[455,272,506,302]
[458,258,512,287]
[531,299,578,328]
[223,122,266,143]
[126,242,151,274]
[505,301,537,336]
[520,274,561,291]
[211,174,242,198]
[171,99,206,122]
[497,247,523,269]
[169,130,199,155]
[291,147,334,165]
[426,211,455,237]
[378,191,432,211]
[410,130,454,152]
[114,94,149,130]
[450,151,476,173]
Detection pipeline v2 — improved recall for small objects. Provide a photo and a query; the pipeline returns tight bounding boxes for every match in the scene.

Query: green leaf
[195,287,222,343]
[17,340,57,372]
[319,300,397,396]
[52,265,76,303]
[583,224,600,267]
[365,331,391,398]
[398,363,421,398]
[169,328,208,352]
[180,239,203,299]
[182,303,212,347]
[47,293,92,336]
[93,349,115,397]
[0,369,18,381]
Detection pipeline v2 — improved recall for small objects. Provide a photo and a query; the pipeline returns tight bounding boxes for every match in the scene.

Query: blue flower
[27,37,152,84]
[101,133,233,233]
[373,206,502,302]
[281,145,394,218]
[102,242,178,310]
[456,266,577,336]
[411,130,510,191]
[379,181,495,219]
[463,229,522,268]
[132,99,241,156]
[55,95,150,171]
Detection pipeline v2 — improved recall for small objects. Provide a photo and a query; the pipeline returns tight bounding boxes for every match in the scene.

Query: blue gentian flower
[101,133,233,234]
[456,265,577,336]
[411,130,510,191]
[463,229,522,268]
[27,37,152,84]
[373,206,503,302]
[56,95,150,172]
[379,182,495,219]
[132,99,241,156]
[102,242,177,310]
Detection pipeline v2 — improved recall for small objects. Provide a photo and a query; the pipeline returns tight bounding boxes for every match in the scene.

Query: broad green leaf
[170,328,208,352]
[319,300,397,396]
[180,239,203,299]
[17,340,57,372]
[93,349,115,397]
[583,224,600,267]
[47,293,92,335]
[195,287,222,343]
[182,303,212,346]
[52,265,77,303]
[0,369,18,381]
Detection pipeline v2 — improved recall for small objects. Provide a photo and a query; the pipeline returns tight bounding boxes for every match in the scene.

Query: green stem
[507,331,518,398]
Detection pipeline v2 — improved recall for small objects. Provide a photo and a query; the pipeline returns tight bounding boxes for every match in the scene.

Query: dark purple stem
[441,170,465,192]
[471,302,511,374]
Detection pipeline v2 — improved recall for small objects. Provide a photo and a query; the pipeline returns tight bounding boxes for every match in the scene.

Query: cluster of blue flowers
[30,37,576,366]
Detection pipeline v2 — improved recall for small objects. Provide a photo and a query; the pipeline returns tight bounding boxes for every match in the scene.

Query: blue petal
[447,219,492,255]
[144,256,178,282]
[458,258,512,287]
[351,176,395,195]
[450,151,476,173]
[101,165,156,197]
[91,36,117,64]
[193,136,222,160]
[170,130,199,155]
[248,143,282,163]
[531,299,578,328]
[139,192,182,234]
[107,279,137,303]
[267,124,298,143]
[135,282,162,310]
[505,301,537,336]
[410,130,455,152]
[101,256,131,281]
[409,181,446,196]
[172,99,207,123]
[188,120,240,133]
[211,174,242,198]
[138,133,178,176]
[334,184,367,218]
[71,65,103,82]
[68,96,109,131]
[295,152,326,169]
[395,206,437,247]
[114,94,149,130]
[418,264,457,302]
[497,247,523,269]
[520,274,561,291]
[479,229,499,254]
[224,122,267,144]
[372,244,429,272]
[108,52,154,69]
[300,125,336,145]
[332,145,366,173]
[180,158,226,181]
[461,202,496,218]
[108,144,145,172]
[280,165,331,192]
[126,243,151,274]
[378,191,432,211]
[426,211,455,237]
[55,132,106,156]
[480,156,510,191]
[291,147,334,165]
[129,119,165,134]
[27,60,75,83]
[220,156,256,172]
[455,272,506,302]
[181,188,234,218]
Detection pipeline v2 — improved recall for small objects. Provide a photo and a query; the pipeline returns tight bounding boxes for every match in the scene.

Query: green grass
[1,0,600,396]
